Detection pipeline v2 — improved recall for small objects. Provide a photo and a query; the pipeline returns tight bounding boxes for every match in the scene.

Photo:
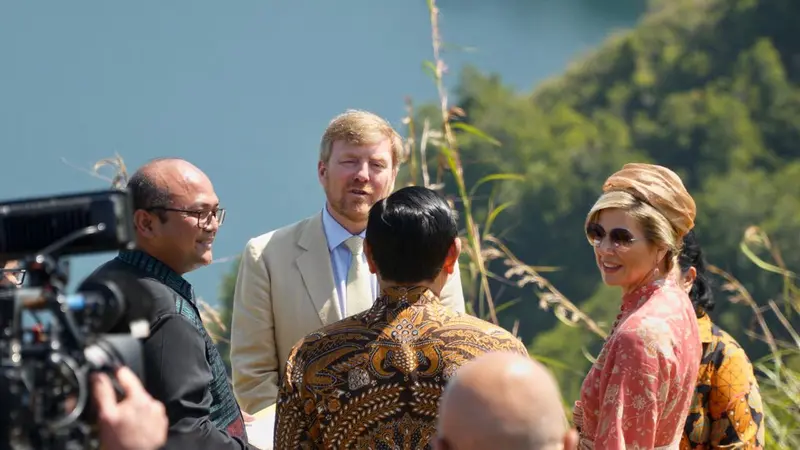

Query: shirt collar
[116,249,194,301]
[359,286,439,324]
[379,286,438,306]
[321,204,365,251]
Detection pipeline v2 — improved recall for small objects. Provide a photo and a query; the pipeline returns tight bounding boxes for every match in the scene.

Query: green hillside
[442,0,800,397]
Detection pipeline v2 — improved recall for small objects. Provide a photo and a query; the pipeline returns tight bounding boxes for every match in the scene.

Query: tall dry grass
[399,0,592,335]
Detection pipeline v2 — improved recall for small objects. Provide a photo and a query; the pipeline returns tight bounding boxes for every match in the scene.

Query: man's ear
[318,160,327,182]
[442,238,462,275]
[364,240,377,275]
[133,210,156,238]
[387,164,399,193]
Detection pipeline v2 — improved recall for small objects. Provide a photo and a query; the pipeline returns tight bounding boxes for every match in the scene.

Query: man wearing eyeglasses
[80,157,256,449]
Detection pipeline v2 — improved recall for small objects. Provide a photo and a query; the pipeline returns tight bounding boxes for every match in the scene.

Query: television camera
[0,188,146,450]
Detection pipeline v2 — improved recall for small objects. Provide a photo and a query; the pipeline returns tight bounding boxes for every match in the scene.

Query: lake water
[0,0,644,304]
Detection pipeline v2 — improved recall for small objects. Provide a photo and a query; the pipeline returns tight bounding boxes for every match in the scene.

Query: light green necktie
[343,236,373,317]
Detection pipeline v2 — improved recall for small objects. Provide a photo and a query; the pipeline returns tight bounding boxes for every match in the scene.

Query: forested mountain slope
[445,0,800,401]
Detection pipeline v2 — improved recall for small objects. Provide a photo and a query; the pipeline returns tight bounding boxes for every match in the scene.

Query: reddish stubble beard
[327,180,377,225]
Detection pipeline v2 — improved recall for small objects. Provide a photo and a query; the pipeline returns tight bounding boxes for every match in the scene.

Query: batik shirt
[680,313,765,449]
[573,278,702,449]
[274,286,529,450]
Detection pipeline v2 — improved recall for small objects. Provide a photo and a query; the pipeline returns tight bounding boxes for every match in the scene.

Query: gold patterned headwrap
[600,163,696,239]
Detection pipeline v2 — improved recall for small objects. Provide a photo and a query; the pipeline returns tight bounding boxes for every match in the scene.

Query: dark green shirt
[82,249,252,449]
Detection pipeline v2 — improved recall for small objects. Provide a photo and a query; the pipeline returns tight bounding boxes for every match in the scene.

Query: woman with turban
[573,163,702,449]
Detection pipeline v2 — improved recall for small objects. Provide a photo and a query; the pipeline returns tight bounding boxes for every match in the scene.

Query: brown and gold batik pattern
[274,286,528,450]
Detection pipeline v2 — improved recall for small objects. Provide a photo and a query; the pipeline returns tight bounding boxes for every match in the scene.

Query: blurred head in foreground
[434,351,578,450]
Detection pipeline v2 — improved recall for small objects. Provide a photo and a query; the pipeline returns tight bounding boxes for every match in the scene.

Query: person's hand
[93,366,168,450]
[242,411,255,423]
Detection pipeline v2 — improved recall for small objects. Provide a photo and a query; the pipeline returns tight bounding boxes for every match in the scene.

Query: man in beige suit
[230,110,466,415]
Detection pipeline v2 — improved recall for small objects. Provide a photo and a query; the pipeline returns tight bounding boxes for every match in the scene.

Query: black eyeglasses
[585,222,637,251]
[146,207,226,229]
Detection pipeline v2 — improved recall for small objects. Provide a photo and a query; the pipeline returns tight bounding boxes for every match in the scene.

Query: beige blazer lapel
[296,213,343,325]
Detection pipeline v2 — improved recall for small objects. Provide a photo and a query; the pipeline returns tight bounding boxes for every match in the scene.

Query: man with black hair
[81,158,255,449]
[273,186,527,450]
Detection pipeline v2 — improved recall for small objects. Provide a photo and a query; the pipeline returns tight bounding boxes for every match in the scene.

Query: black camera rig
[0,189,145,450]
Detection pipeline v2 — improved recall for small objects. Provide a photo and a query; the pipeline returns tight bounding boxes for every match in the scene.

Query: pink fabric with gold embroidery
[573,279,701,450]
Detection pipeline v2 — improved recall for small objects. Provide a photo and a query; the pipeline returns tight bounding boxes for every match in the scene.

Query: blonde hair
[319,109,405,166]
[586,190,682,272]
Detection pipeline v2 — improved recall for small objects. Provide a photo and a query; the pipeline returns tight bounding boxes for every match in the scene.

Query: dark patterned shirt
[274,286,529,450]
[681,313,765,449]
[83,250,251,449]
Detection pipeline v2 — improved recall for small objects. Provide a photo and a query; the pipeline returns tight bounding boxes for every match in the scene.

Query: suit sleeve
[230,237,280,414]
[439,263,466,314]
[145,314,251,449]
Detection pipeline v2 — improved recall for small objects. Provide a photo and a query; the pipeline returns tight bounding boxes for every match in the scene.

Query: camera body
[0,189,145,450]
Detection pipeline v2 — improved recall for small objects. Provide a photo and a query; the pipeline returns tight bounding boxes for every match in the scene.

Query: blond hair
[586,191,682,272]
[319,109,405,165]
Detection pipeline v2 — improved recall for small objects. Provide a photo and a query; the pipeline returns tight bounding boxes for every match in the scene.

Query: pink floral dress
[573,279,701,449]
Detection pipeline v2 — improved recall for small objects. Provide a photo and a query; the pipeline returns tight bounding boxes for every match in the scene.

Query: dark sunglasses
[585,222,637,251]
